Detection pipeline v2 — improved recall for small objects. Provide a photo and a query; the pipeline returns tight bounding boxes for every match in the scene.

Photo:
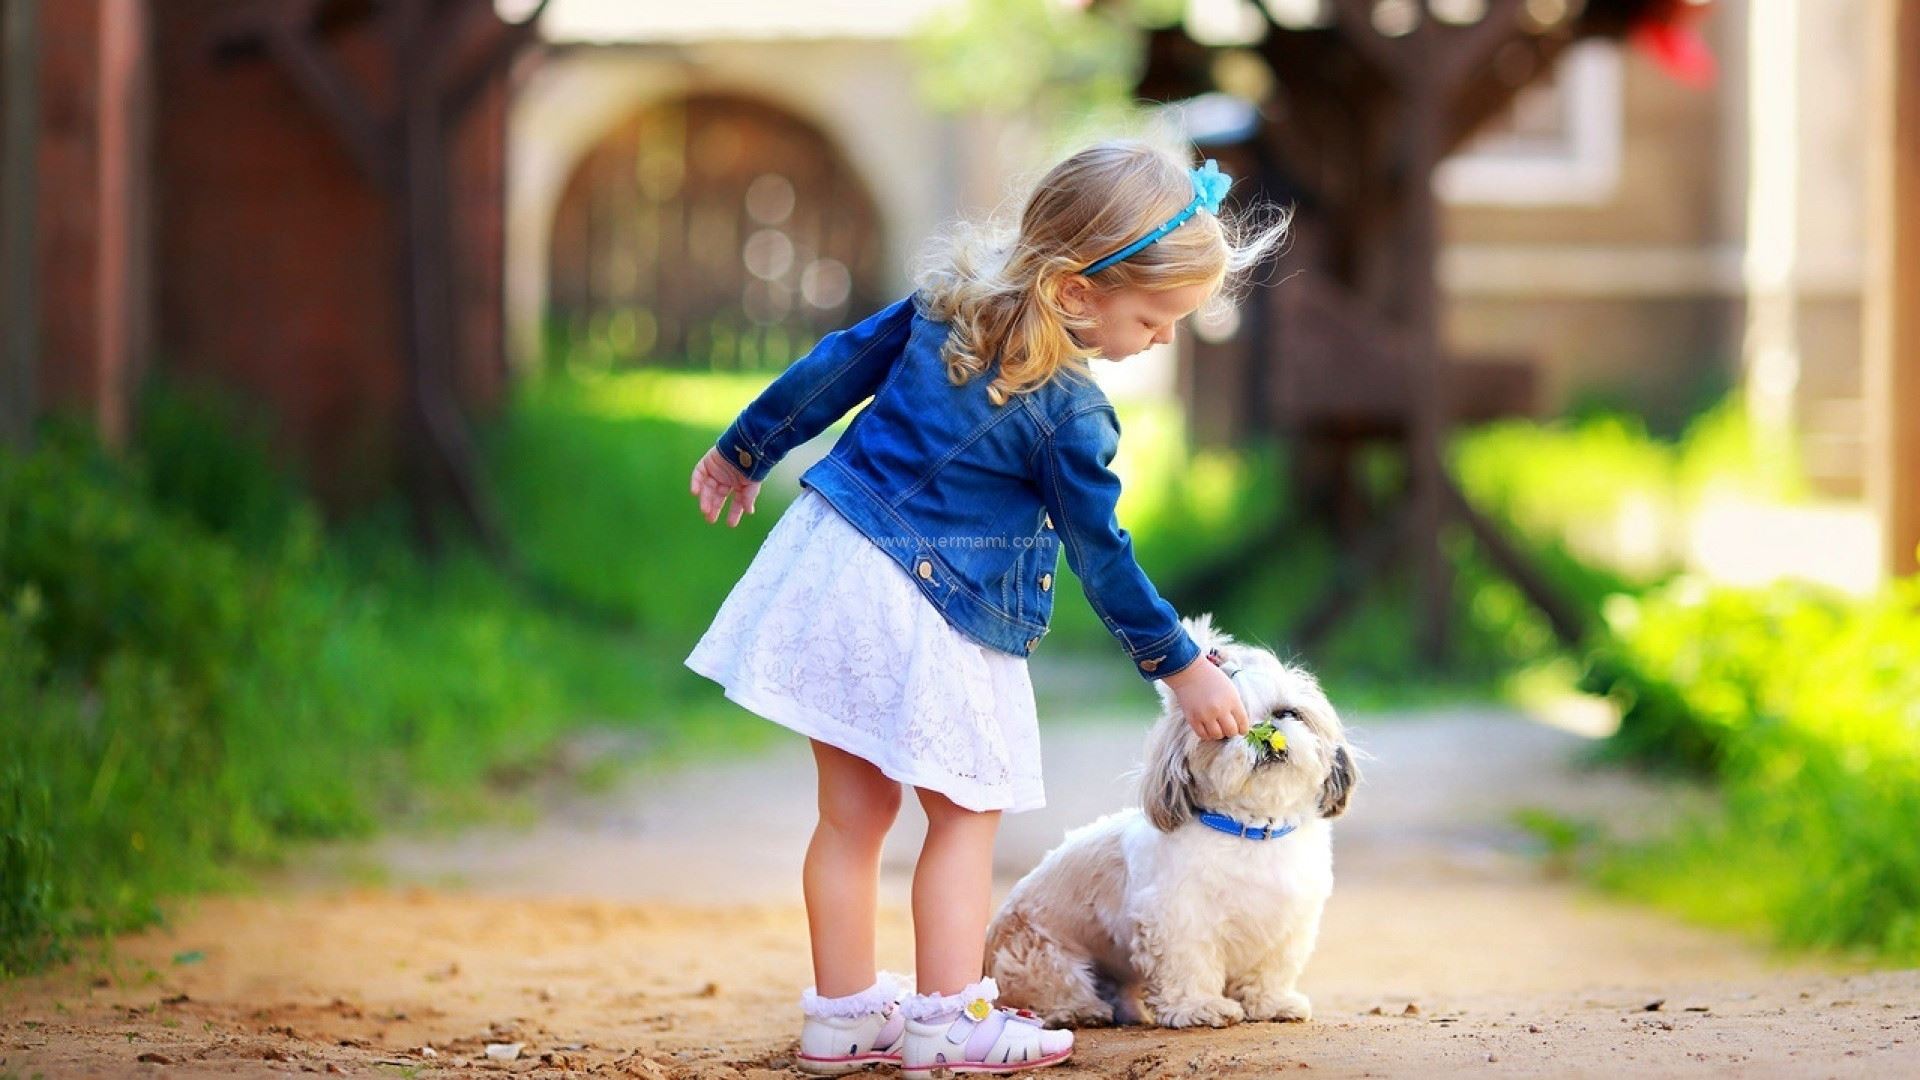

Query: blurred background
[1,0,1915,1001]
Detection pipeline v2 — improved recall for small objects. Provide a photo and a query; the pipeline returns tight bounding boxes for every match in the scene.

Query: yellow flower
[966,997,992,1021]
[1246,721,1287,753]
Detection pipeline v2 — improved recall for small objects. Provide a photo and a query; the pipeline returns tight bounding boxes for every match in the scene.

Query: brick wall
[151,0,508,507]
[21,0,509,508]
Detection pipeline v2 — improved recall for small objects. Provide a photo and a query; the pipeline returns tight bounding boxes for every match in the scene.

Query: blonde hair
[912,138,1289,406]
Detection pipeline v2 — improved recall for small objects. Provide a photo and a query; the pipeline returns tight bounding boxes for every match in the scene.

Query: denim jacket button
[1043,513,1054,530]
[1139,655,1164,672]
[1026,636,1039,651]
[735,448,753,469]
[916,559,934,581]
[1038,573,1052,592]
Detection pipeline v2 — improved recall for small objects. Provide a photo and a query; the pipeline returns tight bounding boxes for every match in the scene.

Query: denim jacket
[712,291,1202,682]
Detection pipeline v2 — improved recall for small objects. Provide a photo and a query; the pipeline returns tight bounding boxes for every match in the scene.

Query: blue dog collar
[1195,811,1297,841]
[1080,159,1233,275]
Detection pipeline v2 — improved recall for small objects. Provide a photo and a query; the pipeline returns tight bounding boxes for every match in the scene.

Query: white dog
[985,615,1356,1029]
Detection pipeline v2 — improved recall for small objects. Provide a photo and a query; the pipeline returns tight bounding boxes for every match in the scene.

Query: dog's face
[1140,615,1356,832]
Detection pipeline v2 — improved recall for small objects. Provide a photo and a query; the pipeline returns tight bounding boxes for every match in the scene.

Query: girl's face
[1061,279,1214,361]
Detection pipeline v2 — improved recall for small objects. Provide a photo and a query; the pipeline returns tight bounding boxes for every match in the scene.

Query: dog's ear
[1318,744,1357,819]
[1140,715,1197,832]
[1179,612,1233,655]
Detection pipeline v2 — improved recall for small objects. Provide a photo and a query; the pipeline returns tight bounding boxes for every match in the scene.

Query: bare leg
[805,740,904,997]
[912,786,1002,995]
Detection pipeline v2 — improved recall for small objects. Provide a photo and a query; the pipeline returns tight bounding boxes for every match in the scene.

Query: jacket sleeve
[1037,404,1202,682]
[712,292,918,483]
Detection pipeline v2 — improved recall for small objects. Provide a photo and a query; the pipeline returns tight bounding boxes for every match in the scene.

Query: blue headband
[1078,159,1232,276]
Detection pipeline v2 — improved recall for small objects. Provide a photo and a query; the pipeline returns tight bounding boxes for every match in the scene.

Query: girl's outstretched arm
[1037,402,1203,682]
[710,292,918,485]
[1038,403,1250,737]
[690,447,761,527]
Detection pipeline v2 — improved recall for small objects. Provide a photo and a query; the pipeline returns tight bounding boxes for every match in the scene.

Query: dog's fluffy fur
[985,615,1356,1029]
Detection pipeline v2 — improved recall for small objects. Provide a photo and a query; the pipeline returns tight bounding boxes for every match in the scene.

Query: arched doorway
[547,93,885,372]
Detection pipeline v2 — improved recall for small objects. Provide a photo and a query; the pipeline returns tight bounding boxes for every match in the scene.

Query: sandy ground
[4,706,1917,1079]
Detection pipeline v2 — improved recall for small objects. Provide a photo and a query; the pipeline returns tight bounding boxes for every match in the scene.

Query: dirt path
[4,706,1917,1078]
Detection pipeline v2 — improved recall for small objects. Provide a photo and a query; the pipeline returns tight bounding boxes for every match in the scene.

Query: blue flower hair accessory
[1079,158,1233,276]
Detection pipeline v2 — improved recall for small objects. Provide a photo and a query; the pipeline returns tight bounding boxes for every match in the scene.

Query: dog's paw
[1240,988,1312,1023]
[1151,995,1246,1029]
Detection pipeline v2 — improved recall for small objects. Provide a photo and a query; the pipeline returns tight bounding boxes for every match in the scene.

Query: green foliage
[1510,807,1602,878]
[1050,399,1533,704]
[0,384,762,976]
[484,372,776,636]
[544,310,824,376]
[2,430,288,973]
[1455,412,1673,575]
[1453,396,1800,594]
[1,607,66,975]
[1578,575,1920,961]
[910,0,1180,121]
[133,380,314,553]
[1455,395,1920,963]
[1449,396,1820,691]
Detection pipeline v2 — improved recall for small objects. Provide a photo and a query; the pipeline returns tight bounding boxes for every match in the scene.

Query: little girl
[685,139,1285,1076]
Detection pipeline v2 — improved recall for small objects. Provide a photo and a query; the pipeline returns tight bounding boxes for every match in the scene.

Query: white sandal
[899,977,1074,1078]
[796,971,911,1075]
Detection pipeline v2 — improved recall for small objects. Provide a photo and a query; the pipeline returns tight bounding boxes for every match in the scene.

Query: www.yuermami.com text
[867,534,1051,550]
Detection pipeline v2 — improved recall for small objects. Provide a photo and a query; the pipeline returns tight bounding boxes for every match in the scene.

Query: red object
[1632,2,1717,88]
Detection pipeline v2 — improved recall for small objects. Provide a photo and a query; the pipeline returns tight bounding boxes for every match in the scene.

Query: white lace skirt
[684,488,1046,813]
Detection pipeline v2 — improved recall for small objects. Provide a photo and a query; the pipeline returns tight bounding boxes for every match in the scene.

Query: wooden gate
[548,93,885,372]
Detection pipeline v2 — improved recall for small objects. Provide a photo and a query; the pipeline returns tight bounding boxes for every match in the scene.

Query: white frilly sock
[901,975,998,1022]
[799,970,912,1018]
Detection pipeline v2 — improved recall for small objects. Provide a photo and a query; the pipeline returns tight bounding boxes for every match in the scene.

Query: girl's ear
[1057,273,1092,318]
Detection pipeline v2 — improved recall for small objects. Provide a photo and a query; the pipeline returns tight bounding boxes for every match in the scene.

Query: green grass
[1575,575,1920,963]
[0,382,773,975]
[484,370,777,636]
[1452,396,1806,591]
[1454,398,1920,966]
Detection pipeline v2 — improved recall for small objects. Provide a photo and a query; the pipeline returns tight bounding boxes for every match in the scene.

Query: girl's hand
[1161,659,1250,741]
[690,447,763,527]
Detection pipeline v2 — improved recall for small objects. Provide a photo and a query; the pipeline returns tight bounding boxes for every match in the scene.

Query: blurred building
[0,0,512,506]
[507,1,1860,469]
[509,0,1194,403]
[510,0,960,381]
[506,0,1911,579]
[3,0,1912,575]
[1440,1,1872,496]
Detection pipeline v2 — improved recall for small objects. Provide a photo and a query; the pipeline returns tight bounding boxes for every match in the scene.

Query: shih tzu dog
[985,615,1356,1029]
